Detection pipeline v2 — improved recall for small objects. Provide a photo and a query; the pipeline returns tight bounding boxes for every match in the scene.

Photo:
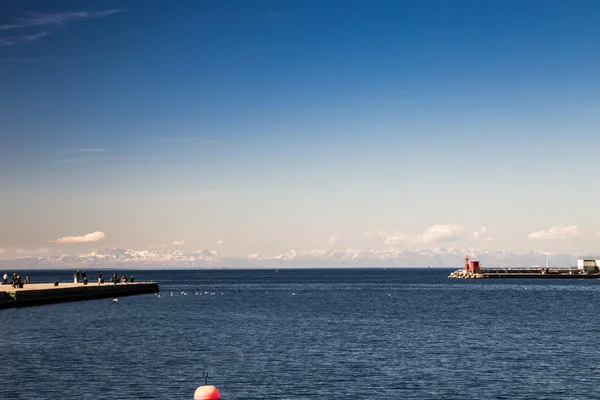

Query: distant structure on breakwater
[0,281,159,309]
[449,256,600,279]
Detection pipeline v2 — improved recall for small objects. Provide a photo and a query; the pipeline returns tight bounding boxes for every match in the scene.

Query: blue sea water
[2,268,600,399]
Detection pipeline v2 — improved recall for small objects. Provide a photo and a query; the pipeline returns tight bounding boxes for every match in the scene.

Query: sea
[1,268,600,399]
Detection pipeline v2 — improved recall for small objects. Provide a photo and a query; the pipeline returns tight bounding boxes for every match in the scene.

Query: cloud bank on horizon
[0,222,587,259]
[0,245,583,269]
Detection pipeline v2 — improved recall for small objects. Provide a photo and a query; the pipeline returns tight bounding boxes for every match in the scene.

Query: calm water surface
[2,268,600,399]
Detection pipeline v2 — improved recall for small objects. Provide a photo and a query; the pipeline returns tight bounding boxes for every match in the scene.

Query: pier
[448,256,600,279]
[448,268,600,279]
[0,282,159,309]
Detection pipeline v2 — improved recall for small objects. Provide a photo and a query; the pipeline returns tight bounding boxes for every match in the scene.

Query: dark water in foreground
[2,268,600,399]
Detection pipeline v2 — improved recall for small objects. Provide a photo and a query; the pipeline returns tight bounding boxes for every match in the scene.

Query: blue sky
[2,0,600,258]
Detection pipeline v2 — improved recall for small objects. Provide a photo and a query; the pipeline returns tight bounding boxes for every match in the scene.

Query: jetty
[448,256,600,279]
[0,282,159,309]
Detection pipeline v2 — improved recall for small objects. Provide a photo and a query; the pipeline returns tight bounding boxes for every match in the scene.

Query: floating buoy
[193,385,220,400]
[113,298,119,304]
[195,373,220,399]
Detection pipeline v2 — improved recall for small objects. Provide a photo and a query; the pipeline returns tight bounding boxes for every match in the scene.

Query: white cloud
[274,249,298,259]
[328,235,339,244]
[381,224,463,245]
[0,10,127,30]
[35,247,49,254]
[53,231,105,244]
[364,232,374,238]
[304,249,330,257]
[384,233,411,245]
[473,227,488,239]
[149,243,166,249]
[0,31,50,46]
[529,225,580,240]
[15,249,25,254]
[419,224,463,243]
[484,237,495,242]
[173,240,186,246]
[217,239,226,245]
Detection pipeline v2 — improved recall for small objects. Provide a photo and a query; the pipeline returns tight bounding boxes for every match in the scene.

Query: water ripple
[2,269,600,399]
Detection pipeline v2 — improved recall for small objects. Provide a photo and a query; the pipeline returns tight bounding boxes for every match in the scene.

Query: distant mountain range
[0,247,578,269]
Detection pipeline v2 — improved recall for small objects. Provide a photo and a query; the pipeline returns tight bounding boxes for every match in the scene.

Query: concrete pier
[448,269,600,279]
[0,282,159,309]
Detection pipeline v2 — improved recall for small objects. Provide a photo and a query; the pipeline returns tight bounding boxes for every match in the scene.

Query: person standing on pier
[98,271,103,284]
[2,272,7,285]
[74,270,80,284]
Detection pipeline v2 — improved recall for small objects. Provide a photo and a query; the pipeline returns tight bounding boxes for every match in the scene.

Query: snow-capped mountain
[0,247,577,269]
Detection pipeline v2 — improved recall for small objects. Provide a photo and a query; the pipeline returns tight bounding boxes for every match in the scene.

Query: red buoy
[194,385,220,400]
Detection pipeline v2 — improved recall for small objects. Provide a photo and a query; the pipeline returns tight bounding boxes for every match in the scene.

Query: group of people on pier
[95,271,135,284]
[2,272,30,288]
[73,270,88,284]
[1,270,137,288]
[73,270,135,285]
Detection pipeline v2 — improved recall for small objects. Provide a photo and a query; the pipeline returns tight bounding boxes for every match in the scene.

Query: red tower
[464,256,470,271]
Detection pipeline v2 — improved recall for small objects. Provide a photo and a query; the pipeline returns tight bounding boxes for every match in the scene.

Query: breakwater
[449,256,600,279]
[0,282,159,308]
[449,268,600,279]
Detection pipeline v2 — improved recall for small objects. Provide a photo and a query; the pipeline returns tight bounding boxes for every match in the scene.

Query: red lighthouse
[464,256,470,271]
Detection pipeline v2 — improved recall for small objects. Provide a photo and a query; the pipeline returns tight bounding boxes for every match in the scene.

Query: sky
[1,0,600,259]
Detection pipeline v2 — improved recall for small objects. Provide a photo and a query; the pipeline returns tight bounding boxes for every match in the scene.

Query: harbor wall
[0,282,159,309]
[449,269,600,279]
